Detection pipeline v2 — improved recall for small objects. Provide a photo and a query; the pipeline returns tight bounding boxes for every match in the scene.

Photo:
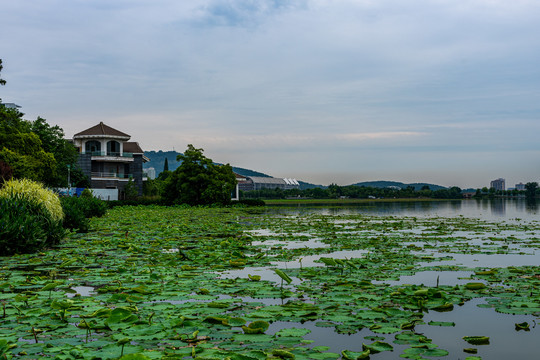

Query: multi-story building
[515,183,526,191]
[73,122,149,198]
[490,178,505,191]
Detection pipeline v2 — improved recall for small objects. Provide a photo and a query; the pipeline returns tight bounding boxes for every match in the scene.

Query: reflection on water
[267,199,539,220]
[265,298,540,360]
[255,199,539,359]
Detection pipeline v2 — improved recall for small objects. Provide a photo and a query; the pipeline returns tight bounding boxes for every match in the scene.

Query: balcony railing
[87,151,133,158]
[91,172,133,179]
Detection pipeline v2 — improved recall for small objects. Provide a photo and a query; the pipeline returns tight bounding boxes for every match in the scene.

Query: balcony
[87,151,133,157]
[91,172,133,179]
[89,151,134,162]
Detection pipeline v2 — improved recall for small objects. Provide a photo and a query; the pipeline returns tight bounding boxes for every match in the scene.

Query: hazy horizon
[2,1,539,189]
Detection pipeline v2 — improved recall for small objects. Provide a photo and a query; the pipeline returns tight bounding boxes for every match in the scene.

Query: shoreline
[263,197,456,206]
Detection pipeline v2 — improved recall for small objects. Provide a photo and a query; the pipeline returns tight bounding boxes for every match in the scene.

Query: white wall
[91,188,119,201]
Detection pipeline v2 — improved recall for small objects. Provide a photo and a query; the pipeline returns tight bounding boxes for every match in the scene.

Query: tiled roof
[123,142,144,154]
[74,122,130,138]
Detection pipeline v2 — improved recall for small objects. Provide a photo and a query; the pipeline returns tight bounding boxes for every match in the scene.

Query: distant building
[232,173,247,201]
[73,122,149,199]
[144,167,156,180]
[490,178,505,191]
[515,183,526,191]
[0,102,21,109]
[238,176,300,191]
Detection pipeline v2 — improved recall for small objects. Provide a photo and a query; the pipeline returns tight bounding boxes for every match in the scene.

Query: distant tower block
[490,178,505,191]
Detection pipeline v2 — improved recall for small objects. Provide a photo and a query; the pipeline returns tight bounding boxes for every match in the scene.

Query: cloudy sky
[2,0,539,188]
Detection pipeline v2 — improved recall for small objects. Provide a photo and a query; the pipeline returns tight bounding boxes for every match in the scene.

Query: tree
[163,157,169,172]
[162,145,236,205]
[123,177,139,200]
[525,182,538,201]
[30,117,84,187]
[0,160,12,185]
[0,107,87,187]
[0,59,5,86]
[0,106,57,182]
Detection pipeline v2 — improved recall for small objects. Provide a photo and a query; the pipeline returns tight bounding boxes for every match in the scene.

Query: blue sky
[2,0,539,188]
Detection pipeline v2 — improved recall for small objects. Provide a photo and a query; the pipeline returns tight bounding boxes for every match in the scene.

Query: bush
[0,196,65,255]
[0,178,64,221]
[80,188,94,198]
[60,196,89,233]
[60,195,107,232]
[79,196,108,218]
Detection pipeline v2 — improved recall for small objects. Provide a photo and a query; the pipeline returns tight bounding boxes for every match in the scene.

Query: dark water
[267,198,540,221]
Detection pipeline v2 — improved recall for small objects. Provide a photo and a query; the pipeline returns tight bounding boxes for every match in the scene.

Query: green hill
[144,151,271,178]
[144,152,448,191]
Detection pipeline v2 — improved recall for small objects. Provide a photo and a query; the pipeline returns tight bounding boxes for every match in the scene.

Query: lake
[266,198,540,221]
[251,199,540,359]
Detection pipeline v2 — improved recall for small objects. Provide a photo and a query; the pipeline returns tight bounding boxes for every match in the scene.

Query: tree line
[240,184,465,200]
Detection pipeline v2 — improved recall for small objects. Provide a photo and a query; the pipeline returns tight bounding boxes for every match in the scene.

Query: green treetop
[162,144,237,205]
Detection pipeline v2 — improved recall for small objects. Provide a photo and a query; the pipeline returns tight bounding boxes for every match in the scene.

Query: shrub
[79,196,108,218]
[0,196,64,255]
[60,196,89,233]
[80,188,94,198]
[0,178,63,221]
[60,195,107,233]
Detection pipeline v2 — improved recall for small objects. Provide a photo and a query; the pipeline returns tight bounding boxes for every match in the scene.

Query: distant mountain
[144,151,181,175]
[230,167,271,178]
[144,152,449,191]
[350,181,447,191]
[298,181,325,190]
[144,151,272,179]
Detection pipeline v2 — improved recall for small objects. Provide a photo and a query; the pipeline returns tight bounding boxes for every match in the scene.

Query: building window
[85,141,101,155]
[107,141,121,156]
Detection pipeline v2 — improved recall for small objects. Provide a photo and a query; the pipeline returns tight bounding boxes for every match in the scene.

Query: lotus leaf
[362,341,393,353]
[242,320,270,334]
[463,336,490,345]
[464,283,486,290]
[274,269,293,284]
[341,349,370,360]
[119,354,151,360]
[428,321,455,327]
[105,307,139,330]
[275,328,311,337]
[272,349,295,359]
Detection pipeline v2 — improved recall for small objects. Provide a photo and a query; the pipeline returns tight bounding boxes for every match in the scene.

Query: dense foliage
[0,197,65,255]
[162,145,237,205]
[60,194,108,233]
[0,178,64,221]
[0,179,65,255]
[242,184,464,200]
[525,182,539,201]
